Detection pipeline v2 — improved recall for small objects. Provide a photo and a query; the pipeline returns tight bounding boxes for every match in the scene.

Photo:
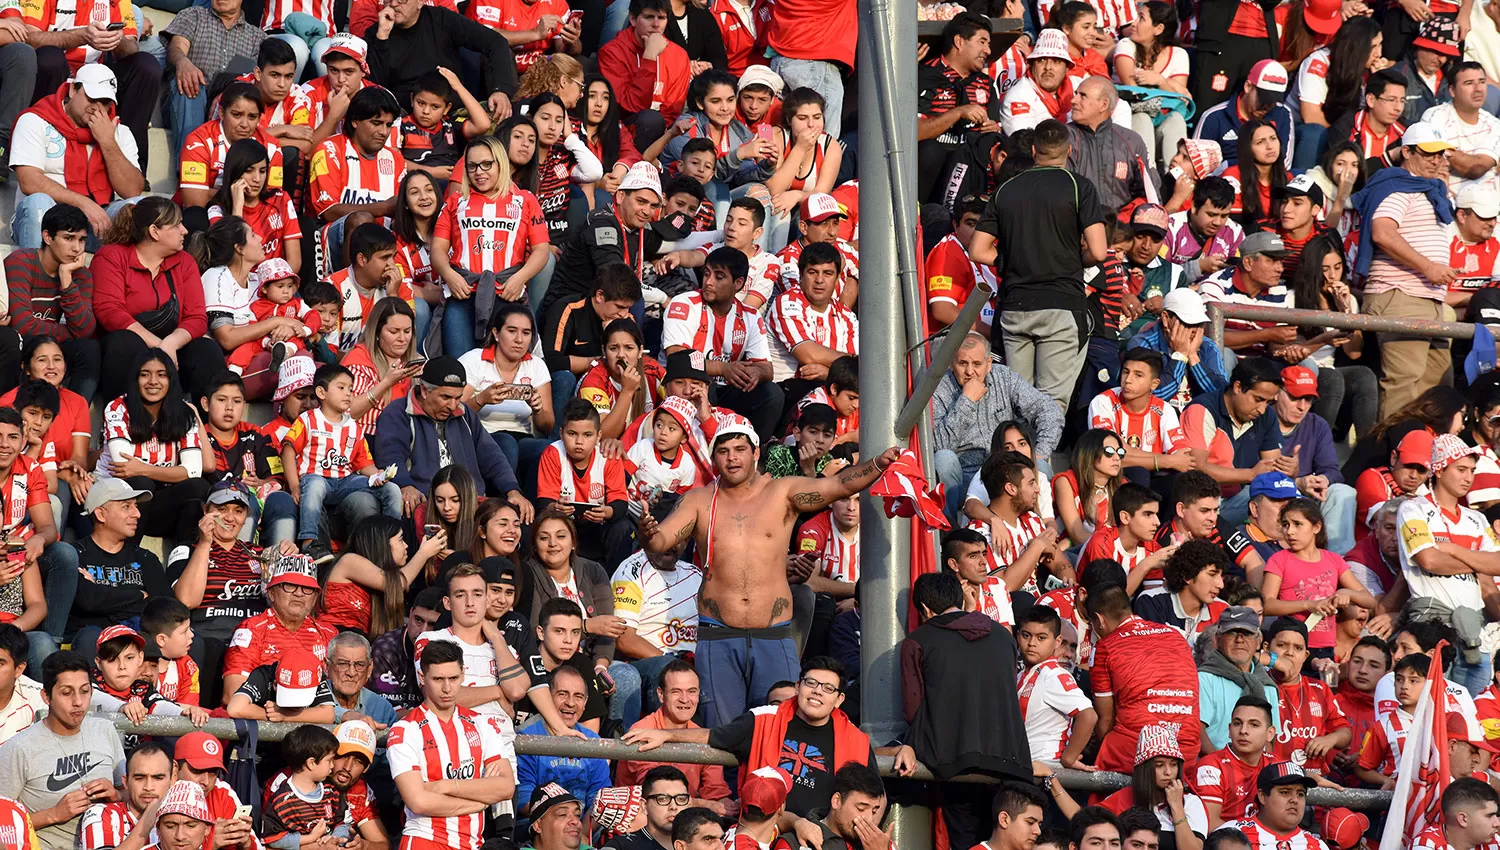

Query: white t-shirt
[1396,493,1498,611]
[1292,47,1332,107]
[1374,669,1477,725]
[1422,102,1500,194]
[455,349,551,435]
[609,551,702,654]
[201,266,257,326]
[1111,41,1190,81]
[413,628,513,717]
[1019,659,1094,761]
[10,112,139,198]
[0,676,44,747]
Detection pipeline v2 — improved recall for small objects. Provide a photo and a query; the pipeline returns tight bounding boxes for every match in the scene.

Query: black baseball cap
[422,356,466,388]
[663,350,709,385]
[478,556,516,586]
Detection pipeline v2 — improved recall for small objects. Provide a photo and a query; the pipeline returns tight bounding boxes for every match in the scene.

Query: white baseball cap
[1402,122,1456,153]
[1458,184,1500,218]
[1028,29,1075,66]
[1162,288,1210,325]
[72,64,118,102]
[619,162,663,200]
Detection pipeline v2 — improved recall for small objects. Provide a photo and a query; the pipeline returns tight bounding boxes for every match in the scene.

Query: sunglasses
[1101,445,1126,458]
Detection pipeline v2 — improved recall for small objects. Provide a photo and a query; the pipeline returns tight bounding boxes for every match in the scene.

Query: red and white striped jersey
[98,398,203,475]
[0,455,46,540]
[1018,659,1093,761]
[1446,224,1500,292]
[968,513,1049,594]
[775,237,858,302]
[299,76,383,129]
[0,797,38,850]
[283,408,375,479]
[388,704,511,850]
[1081,526,1164,591]
[1088,388,1186,454]
[179,122,285,196]
[223,74,313,129]
[434,187,548,274]
[23,0,136,70]
[795,511,859,583]
[693,240,782,308]
[1356,706,1410,775]
[78,802,137,850]
[309,135,406,217]
[623,439,709,498]
[260,0,333,32]
[767,289,859,382]
[662,293,773,377]
[972,575,1014,627]
[1224,816,1330,850]
[796,387,857,438]
[1472,444,1500,506]
[1035,0,1134,33]
[988,45,1027,101]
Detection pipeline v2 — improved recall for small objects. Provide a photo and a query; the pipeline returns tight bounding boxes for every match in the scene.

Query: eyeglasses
[1487,415,1500,427]
[466,159,496,172]
[799,677,841,695]
[330,660,370,672]
[647,794,691,807]
[1101,446,1126,458]
[1375,95,1405,105]
[277,584,317,596]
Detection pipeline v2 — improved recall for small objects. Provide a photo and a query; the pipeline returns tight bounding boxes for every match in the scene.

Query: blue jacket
[372,392,519,497]
[1279,411,1343,482]
[1193,95,1294,169]
[516,718,611,811]
[1350,167,1453,275]
[1128,321,1229,406]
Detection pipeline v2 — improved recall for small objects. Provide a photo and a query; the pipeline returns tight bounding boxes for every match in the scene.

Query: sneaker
[269,340,292,371]
[303,540,334,566]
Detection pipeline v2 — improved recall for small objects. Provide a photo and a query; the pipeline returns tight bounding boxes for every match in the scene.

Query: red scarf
[22,85,115,204]
[1033,75,1074,121]
[743,696,870,785]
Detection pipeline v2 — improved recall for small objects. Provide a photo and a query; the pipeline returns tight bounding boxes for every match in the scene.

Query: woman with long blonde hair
[431,135,552,355]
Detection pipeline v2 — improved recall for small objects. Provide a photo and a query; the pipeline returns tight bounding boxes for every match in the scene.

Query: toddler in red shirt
[227,258,323,374]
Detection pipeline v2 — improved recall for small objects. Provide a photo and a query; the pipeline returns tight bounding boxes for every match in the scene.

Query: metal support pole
[858,0,924,841]
[896,281,997,435]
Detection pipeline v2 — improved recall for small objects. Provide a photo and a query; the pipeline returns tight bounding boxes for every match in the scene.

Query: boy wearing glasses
[624,657,876,827]
[606,767,692,850]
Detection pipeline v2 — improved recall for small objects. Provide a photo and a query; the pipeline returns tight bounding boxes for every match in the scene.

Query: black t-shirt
[604,830,670,850]
[69,537,170,631]
[234,663,336,707]
[708,713,878,817]
[208,425,276,482]
[499,610,535,659]
[512,652,607,726]
[976,165,1105,313]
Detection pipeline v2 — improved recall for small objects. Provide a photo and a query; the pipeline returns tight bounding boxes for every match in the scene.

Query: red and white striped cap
[1134,723,1184,766]
[157,780,214,823]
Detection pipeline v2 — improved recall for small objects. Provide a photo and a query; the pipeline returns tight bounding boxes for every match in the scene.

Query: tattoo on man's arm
[837,460,880,487]
[673,522,694,543]
[793,491,824,508]
[703,597,724,621]
[498,665,525,682]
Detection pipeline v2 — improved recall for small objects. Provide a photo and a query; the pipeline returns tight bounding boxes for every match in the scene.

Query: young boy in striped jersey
[281,364,401,563]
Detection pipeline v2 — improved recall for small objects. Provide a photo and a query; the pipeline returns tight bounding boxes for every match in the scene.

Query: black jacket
[665,5,728,70]
[933,131,1000,210]
[366,8,518,106]
[899,610,1032,780]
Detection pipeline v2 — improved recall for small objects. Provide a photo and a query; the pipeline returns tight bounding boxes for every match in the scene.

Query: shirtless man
[638,418,900,727]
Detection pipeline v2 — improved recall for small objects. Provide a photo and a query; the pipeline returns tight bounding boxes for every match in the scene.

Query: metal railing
[102,713,1392,809]
[1205,302,1477,350]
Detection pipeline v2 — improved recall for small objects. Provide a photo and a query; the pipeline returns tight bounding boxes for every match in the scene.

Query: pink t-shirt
[1264,549,1350,649]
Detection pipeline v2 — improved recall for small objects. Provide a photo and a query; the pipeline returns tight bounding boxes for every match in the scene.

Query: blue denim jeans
[412,295,432,358]
[297,474,401,542]
[770,53,845,139]
[934,449,982,523]
[442,297,477,358]
[490,431,549,494]
[600,0,630,47]
[1321,482,1356,556]
[261,490,298,548]
[36,541,80,640]
[1292,121,1328,171]
[272,32,332,82]
[1454,650,1493,696]
[12,194,142,250]
[549,371,579,439]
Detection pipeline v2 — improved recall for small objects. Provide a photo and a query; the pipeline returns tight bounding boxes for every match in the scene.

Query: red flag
[870,449,950,530]
[1380,643,1451,849]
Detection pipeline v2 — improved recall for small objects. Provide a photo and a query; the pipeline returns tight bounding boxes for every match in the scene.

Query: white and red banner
[1380,646,1452,850]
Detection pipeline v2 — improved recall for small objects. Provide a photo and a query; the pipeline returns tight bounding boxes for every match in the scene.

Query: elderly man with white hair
[1068,76,1160,211]
[326,631,399,729]
[931,333,1065,519]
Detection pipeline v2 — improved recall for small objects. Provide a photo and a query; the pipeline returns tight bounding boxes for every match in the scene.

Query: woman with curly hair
[516,54,586,111]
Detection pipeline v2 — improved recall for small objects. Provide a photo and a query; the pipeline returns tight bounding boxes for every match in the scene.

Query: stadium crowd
[8,0,1500,848]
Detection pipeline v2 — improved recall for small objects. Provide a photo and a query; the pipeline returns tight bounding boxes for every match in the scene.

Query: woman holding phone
[460,304,554,474]
[342,298,423,435]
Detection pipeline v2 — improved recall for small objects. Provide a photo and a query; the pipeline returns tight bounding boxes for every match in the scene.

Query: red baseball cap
[174,731,226,771]
[1396,430,1435,468]
[1448,712,1500,754]
[1303,0,1342,34]
[275,648,324,708]
[97,624,146,650]
[1280,366,1318,399]
[1321,808,1370,850]
[740,766,791,814]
